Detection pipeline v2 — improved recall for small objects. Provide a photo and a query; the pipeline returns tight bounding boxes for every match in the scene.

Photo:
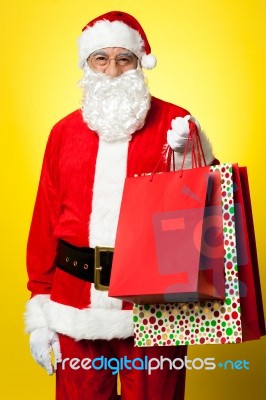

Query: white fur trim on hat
[78,20,145,68]
[78,19,157,70]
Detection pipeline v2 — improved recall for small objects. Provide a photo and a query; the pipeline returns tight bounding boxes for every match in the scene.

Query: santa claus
[25,11,216,400]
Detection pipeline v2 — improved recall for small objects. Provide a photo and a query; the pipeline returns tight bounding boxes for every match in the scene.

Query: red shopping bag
[109,125,225,303]
[233,165,266,341]
[109,167,225,303]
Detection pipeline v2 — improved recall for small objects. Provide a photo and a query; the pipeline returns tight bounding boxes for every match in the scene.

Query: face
[87,47,138,77]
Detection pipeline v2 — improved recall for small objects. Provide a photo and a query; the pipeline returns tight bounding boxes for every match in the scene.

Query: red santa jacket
[25,96,214,340]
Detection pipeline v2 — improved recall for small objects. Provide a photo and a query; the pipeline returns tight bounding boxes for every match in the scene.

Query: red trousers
[56,335,187,400]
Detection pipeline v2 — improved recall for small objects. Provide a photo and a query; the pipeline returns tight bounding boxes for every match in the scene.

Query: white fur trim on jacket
[89,139,128,312]
[89,139,128,249]
[25,295,133,340]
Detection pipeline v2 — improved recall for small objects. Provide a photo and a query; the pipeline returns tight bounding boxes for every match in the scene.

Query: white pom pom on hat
[78,11,157,70]
[141,54,157,70]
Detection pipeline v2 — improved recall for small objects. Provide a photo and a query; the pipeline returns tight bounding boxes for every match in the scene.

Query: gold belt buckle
[94,246,114,291]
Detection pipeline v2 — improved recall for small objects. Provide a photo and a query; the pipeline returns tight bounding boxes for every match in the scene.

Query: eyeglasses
[89,52,138,68]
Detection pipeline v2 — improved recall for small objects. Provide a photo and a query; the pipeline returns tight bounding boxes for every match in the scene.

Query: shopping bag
[133,163,265,346]
[109,125,225,303]
[233,165,266,341]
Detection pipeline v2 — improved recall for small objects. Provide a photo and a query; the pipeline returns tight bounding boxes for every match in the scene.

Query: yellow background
[1,0,265,399]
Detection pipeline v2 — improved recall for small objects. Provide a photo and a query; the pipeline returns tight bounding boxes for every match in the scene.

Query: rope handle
[150,120,206,181]
[178,120,206,176]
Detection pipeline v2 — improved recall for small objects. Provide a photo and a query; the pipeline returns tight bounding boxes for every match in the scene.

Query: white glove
[167,115,201,151]
[30,327,62,375]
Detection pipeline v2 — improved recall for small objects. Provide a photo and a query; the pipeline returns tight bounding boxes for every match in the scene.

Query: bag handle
[150,120,206,181]
[179,120,207,175]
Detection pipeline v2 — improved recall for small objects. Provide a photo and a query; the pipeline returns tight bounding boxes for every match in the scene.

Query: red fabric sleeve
[26,128,61,297]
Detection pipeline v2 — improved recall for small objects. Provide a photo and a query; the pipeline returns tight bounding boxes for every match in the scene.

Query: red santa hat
[78,11,157,70]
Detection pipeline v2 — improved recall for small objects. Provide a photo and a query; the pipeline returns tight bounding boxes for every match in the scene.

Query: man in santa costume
[25,11,216,400]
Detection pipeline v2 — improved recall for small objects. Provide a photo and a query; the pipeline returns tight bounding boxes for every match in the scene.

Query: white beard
[79,66,151,142]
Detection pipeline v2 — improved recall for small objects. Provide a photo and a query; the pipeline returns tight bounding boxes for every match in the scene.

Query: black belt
[55,239,114,291]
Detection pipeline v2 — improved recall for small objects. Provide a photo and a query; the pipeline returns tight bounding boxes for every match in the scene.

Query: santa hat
[78,11,157,70]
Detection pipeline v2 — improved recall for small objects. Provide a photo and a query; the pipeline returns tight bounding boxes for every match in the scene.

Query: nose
[104,60,122,77]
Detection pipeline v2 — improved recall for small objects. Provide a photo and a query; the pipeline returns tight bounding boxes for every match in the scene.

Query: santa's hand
[167,115,201,151]
[30,327,62,375]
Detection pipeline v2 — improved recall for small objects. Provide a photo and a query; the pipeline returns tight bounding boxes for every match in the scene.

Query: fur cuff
[47,300,133,340]
[24,294,50,333]
[25,296,133,340]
